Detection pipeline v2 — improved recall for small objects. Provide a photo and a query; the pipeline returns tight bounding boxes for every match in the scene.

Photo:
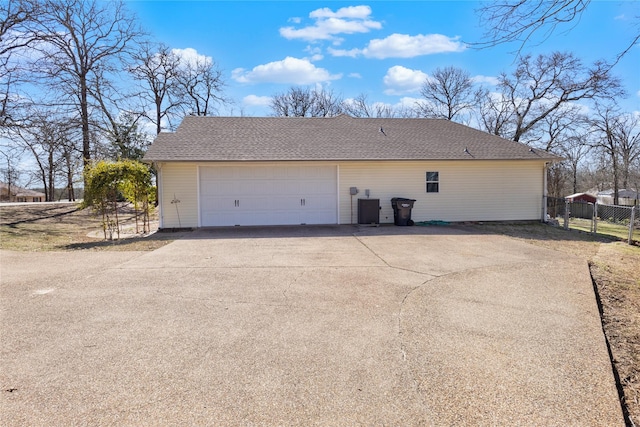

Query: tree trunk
[80,74,91,182]
[47,151,54,201]
[156,97,162,135]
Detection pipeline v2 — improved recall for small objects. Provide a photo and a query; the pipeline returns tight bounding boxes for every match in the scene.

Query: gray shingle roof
[143,115,560,162]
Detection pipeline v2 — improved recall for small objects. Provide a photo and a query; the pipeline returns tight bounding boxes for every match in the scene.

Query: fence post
[564,199,570,230]
[593,203,598,234]
[629,206,636,245]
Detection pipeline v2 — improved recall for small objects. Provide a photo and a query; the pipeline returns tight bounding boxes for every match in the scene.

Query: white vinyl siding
[157,160,546,228]
[158,162,199,228]
[338,160,545,224]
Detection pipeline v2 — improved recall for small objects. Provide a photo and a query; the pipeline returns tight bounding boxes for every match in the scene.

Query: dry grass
[569,217,639,242]
[591,243,640,425]
[0,203,176,251]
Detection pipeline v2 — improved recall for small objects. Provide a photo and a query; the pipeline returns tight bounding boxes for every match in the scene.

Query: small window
[426,171,439,193]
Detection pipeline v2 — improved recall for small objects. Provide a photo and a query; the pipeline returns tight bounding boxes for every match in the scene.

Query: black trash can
[391,197,416,226]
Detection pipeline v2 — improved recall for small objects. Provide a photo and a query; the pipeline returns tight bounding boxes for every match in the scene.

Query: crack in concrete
[282,270,305,308]
[351,234,436,276]
[351,233,446,400]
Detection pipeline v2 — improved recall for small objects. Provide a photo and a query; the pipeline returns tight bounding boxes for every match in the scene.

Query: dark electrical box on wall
[358,198,380,225]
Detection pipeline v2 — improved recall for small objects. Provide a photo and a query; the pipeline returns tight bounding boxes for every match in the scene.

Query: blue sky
[128,1,639,117]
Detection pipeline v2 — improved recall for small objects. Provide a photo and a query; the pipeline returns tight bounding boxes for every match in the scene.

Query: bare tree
[271,87,314,117]
[310,88,344,117]
[0,146,24,200]
[534,103,584,151]
[90,68,148,160]
[474,88,516,138]
[611,113,640,191]
[476,1,639,64]
[13,109,75,201]
[130,43,183,134]
[175,55,226,116]
[416,66,474,122]
[0,0,40,127]
[270,86,343,117]
[58,136,81,201]
[482,52,622,143]
[547,162,571,199]
[588,105,629,205]
[0,0,37,54]
[31,0,142,171]
[561,134,592,194]
[343,93,401,118]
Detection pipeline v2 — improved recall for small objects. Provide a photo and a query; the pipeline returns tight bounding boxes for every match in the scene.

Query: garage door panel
[199,165,337,226]
[279,180,300,193]
[201,167,235,181]
[303,209,335,224]
[206,213,237,226]
[300,180,335,194]
[237,180,258,194]
[202,181,234,197]
[303,194,336,209]
[201,196,237,226]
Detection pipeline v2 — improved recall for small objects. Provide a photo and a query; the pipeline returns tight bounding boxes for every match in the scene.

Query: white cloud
[243,95,272,107]
[472,75,500,86]
[280,5,382,44]
[383,65,428,95]
[327,47,360,58]
[171,47,212,67]
[348,72,362,78]
[309,5,373,19]
[232,57,341,85]
[395,97,421,108]
[329,33,466,59]
[304,45,324,61]
[636,89,640,97]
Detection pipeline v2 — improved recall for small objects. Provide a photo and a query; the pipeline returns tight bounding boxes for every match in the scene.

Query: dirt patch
[0,203,177,251]
[591,243,640,424]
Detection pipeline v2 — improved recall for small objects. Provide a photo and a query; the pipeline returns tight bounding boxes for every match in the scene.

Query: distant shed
[565,193,596,204]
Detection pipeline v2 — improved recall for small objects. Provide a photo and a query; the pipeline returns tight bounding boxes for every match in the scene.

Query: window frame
[426,171,439,193]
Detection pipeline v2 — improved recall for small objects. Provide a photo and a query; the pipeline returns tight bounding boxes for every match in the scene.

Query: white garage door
[199,165,338,226]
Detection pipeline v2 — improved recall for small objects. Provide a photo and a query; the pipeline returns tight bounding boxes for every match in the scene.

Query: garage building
[143,115,560,228]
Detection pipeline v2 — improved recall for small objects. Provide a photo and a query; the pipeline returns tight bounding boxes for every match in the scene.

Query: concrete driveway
[0,225,623,426]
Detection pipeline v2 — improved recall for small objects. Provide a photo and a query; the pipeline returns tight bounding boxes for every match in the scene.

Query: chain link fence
[545,196,639,245]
